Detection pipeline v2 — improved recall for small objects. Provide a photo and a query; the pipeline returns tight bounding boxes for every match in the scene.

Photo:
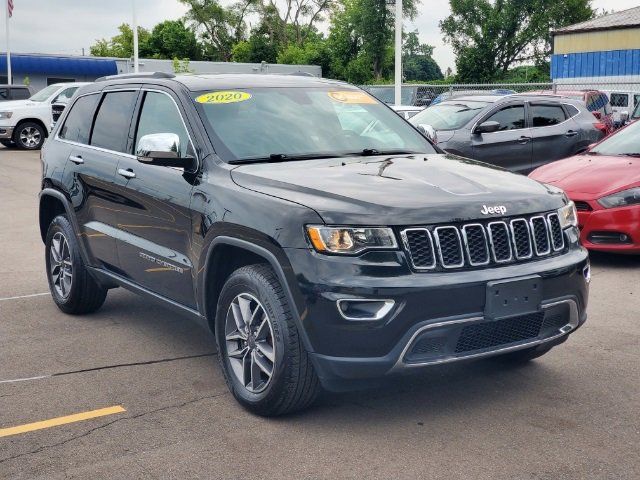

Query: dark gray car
[409,95,604,173]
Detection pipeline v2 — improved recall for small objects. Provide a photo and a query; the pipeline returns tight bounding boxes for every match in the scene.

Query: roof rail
[95,72,176,82]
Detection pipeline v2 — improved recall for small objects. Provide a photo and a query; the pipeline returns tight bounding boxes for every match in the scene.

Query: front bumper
[0,126,14,140]
[283,231,589,391]
[576,201,640,254]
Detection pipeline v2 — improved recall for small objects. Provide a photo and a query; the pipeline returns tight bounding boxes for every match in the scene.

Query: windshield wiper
[357,148,422,156]
[229,152,344,164]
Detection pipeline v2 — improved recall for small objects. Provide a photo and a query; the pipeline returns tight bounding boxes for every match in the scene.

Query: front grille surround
[400,210,566,272]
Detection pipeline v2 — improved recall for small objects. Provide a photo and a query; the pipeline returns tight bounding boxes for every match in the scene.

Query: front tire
[45,215,107,314]
[14,122,46,150]
[215,264,320,416]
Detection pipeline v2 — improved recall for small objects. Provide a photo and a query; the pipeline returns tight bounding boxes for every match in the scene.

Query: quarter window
[91,91,138,153]
[485,105,526,131]
[135,91,192,158]
[531,104,566,127]
[610,93,629,108]
[59,94,100,144]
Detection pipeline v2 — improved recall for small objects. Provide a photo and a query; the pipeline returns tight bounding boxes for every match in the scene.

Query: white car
[390,105,425,120]
[0,82,89,150]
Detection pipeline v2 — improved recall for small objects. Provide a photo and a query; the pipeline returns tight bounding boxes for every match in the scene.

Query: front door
[112,89,197,308]
[471,102,532,173]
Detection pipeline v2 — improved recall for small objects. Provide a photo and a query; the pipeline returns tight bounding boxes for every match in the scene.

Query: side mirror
[417,124,438,143]
[136,133,194,168]
[51,103,66,124]
[620,111,630,124]
[475,121,501,134]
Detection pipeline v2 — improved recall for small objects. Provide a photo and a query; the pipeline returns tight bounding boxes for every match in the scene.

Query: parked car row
[0,82,87,150]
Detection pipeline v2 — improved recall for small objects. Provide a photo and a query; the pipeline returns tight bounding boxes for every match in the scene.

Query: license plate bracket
[485,275,543,320]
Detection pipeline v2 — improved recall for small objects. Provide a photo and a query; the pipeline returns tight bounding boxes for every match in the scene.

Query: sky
[1,0,639,73]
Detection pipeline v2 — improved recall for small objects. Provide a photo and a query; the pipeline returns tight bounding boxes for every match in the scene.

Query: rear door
[59,88,139,270]
[470,101,532,173]
[111,88,197,307]
[529,102,578,170]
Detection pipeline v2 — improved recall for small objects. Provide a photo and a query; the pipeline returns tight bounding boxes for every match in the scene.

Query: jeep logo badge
[480,204,507,215]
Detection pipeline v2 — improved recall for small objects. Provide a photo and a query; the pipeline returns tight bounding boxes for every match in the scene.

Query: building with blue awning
[0,52,321,93]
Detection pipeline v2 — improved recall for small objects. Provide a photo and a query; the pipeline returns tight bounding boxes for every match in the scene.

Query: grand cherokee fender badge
[480,205,507,215]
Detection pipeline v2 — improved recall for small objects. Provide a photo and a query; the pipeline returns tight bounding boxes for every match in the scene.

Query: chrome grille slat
[433,227,464,268]
[401,211,564,271]
[487,221,513,263]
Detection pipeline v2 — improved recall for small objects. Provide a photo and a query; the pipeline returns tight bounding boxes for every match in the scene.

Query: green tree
[402,31,443,82]
[90,23,150,58]
[143,20,201,60]
[441,0,594,82]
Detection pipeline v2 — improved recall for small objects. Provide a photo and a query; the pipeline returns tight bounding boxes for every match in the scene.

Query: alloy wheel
[49,232,73,299]
[19,126,42,148]
[225,293,276,394]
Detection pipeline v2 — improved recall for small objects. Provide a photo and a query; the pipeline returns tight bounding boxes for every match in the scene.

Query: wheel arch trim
[199,235,314,353]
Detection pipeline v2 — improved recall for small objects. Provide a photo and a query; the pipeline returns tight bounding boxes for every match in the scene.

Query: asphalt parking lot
[1,147,639,480]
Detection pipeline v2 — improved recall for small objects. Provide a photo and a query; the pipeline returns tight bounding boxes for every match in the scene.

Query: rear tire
[14,121,46,150]
[215,264,321,416]
[45,215,107,314]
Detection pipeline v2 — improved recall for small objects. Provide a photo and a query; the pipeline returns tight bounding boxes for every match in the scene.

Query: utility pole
[394,0,402,106]
[5,0,12,84]
[132,0,139,73]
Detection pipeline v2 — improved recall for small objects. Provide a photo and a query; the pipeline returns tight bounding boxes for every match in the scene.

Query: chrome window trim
[392,299,579,370]
[509,218,533,260]
[486,221,513,263]
[546,212,565,251]
[433,226,465,269]
[530,215,551,256]
[55,87,200,170]
[400,228,436,270]
[461,223,490,266]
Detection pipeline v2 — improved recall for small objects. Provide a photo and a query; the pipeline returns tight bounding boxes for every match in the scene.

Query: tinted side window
[59,94,100,144]
[610,93,629,108]
[13,88,30,100]
[531,104,566,127]
[135,91,192,158]
[565,104,579,118]
[486,105,526,131]
[0,88,7,100]
[91,91,138,153]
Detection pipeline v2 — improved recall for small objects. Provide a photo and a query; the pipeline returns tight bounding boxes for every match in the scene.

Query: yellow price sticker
[328,91,377,104]
[196,91,252,104]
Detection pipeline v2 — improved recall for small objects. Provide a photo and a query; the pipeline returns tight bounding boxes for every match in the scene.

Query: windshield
[366,86,414,105]
[409,100,489,130]
[590,120,640,156]
[29,84,63,102]
[194,87,435,162]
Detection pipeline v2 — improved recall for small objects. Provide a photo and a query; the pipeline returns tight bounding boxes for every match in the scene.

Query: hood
[530,154,640,198]
[231,154,564,225]
[0,99,40,110]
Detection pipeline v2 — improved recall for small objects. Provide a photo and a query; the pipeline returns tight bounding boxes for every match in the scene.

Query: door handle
[117,168,136,179]
[69,155,84,165]
[565,130,578,137]
[518,136,531,144]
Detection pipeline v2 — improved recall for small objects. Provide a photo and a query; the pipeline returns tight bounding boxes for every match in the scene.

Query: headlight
[598,187,640,209]
[306,226,397,254]
[0,111,13,119]
[558,201,578,229]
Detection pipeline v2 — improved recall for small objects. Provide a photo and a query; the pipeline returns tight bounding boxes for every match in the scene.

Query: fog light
[336,299,395,321]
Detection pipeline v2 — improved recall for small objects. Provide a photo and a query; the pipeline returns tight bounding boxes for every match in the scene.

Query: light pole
[132,0,139,73]
[394,0,402,106]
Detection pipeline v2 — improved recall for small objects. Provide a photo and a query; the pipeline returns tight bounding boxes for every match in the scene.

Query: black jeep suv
[39,73,589,416]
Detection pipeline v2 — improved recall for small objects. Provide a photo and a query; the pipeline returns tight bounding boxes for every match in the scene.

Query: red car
[524,89,614,136]
[530,120,640,254]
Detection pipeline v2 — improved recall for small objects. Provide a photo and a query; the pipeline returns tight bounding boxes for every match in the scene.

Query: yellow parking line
[0,406,126,438]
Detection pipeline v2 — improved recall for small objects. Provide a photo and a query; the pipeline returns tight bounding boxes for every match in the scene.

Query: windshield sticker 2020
[196,91,252,104]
